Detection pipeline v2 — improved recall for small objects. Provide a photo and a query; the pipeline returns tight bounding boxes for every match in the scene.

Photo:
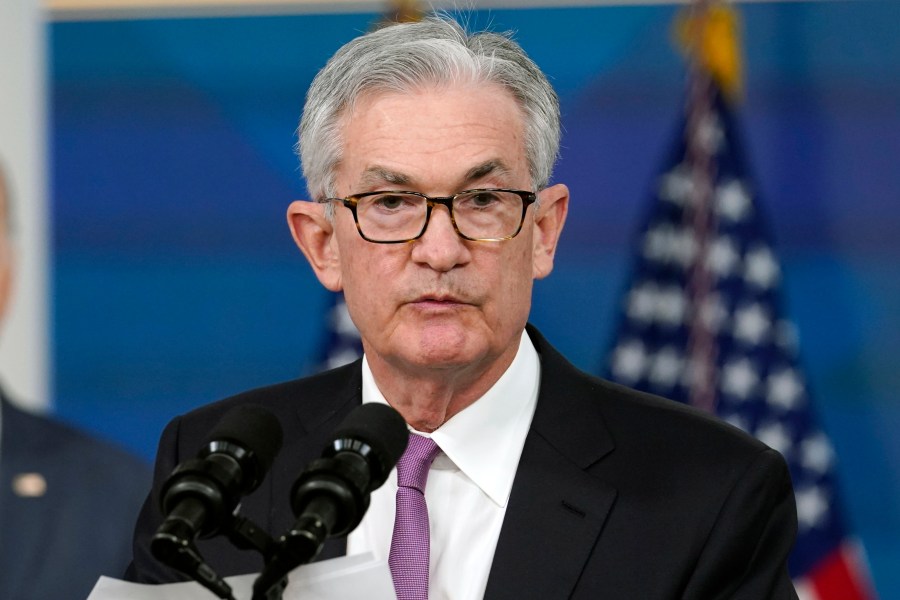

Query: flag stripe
[809,543,875,600]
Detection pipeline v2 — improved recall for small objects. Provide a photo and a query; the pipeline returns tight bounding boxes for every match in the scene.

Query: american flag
[603,62,876,598]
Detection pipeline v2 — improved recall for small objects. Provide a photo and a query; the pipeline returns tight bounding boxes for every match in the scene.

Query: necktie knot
[396,434,440,492]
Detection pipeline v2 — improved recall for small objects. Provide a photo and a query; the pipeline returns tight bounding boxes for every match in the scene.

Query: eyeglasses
[321,189,537,244]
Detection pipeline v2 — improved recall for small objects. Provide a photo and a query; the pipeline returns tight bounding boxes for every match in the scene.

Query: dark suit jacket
[0,393,152,600]
[127,326,798,599]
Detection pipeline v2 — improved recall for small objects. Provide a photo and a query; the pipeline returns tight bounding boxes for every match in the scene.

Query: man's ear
[287,200,343,291]
[0,239,14,325]
[532,183,569,280]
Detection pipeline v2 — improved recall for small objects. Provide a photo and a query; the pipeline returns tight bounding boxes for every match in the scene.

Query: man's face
[0,176,11,324]
[295,83,566,379]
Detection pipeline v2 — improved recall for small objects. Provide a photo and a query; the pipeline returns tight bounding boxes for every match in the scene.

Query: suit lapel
[484,327,618,600]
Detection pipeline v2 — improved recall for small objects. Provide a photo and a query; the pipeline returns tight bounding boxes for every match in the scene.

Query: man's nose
[410,204,469,271]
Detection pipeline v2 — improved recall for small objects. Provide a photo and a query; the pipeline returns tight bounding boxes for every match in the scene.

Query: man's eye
[466,192,502,209]
[372,195,411,210]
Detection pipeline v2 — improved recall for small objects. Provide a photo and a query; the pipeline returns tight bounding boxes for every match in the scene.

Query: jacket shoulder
[527,324,773,467]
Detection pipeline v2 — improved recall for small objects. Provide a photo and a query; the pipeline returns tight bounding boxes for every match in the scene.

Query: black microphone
[252,403,407,599]
[291,402,408,539]
[152,404,283,598]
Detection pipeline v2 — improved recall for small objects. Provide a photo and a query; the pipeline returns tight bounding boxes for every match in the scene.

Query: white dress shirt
[347,331,541,600]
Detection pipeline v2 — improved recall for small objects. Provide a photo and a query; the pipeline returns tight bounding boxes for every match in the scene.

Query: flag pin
[12,472,47,497]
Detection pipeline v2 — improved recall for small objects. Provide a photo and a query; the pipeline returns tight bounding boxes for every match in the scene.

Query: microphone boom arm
[251,453,370,600]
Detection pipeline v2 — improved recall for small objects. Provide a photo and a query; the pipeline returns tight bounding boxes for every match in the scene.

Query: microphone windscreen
[331,403,408,481]
[203,404,284,473]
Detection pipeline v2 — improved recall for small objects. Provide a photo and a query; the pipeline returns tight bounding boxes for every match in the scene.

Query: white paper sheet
[87,553,395,600]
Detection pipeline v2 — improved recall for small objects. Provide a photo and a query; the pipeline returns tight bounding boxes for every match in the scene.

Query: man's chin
[401,323,480,368]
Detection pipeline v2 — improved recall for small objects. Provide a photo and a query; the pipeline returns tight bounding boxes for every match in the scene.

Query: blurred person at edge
[0,160,151,600]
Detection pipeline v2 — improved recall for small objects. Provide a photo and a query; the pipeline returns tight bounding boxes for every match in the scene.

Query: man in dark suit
[0,163,151,599]
[0,394,152,600]
[127,16,798,599]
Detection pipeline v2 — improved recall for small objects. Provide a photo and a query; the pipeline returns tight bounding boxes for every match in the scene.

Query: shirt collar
[361,330,540,507]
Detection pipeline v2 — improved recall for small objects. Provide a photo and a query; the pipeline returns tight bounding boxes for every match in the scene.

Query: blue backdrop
[50,2,899,595]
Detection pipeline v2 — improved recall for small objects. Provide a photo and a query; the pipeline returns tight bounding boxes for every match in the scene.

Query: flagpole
[680,0,721,413]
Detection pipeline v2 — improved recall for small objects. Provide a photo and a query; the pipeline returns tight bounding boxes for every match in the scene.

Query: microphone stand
[151,529,236,600]
[250,500,335,600]
[251,453,368,600]
[152,510,280,600]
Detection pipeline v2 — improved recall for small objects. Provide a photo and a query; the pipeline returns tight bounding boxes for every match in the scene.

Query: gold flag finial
[674,1,744,101]
[384,0,424,24]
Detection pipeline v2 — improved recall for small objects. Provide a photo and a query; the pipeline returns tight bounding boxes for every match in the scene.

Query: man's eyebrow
[359,167,411,189]
[463,160,512,186]
[357,159,513,191]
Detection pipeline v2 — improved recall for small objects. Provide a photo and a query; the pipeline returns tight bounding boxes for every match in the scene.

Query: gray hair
[297,16,560,201]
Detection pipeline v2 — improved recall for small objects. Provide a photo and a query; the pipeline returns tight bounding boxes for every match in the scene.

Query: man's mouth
[409,294,470,308]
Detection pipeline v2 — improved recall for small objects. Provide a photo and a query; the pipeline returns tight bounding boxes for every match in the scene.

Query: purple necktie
[389,434,440,600]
